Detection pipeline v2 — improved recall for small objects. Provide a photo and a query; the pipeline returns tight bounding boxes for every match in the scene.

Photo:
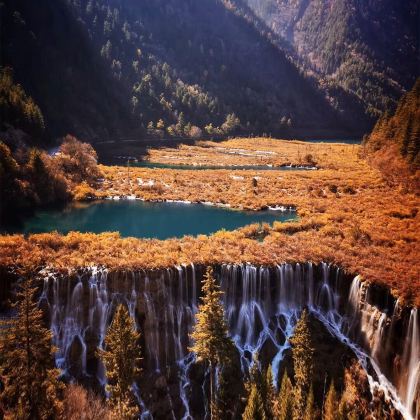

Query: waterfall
[39,263,419,419]
[401,309,419,419]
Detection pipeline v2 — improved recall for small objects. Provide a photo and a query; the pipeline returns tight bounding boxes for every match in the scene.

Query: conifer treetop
[189,267,234,366]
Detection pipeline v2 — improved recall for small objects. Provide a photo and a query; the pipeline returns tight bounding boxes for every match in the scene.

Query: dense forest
[1,0,134,142]
[363,78,419,190]
[365,78,419,167]
[242,0,419,119]
[3,0,418,145]
[2,0,346,143]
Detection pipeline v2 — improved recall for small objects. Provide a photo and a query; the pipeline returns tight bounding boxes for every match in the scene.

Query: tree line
[0,135,101,224]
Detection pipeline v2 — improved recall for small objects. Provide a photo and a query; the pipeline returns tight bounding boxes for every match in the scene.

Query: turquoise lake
[5,200,296,239]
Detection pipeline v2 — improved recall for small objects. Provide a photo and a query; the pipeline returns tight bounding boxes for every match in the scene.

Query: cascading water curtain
[39,263,419,419]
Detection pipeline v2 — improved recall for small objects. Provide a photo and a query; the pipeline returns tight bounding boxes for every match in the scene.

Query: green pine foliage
[0,273,64,419]
[2,0,133,142]
[99,304,142,420]
[60,0,341,138]
[189,267,234,366]
[243,358,280,419]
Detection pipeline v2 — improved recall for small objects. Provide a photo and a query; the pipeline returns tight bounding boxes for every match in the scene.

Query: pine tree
[0,275,64,419]
[176,112,185,134]
[263,365,276,419]
[99,304,141,420]
[189,266,235,419]
[248,352,263,392]
[273,371,293,420]
[242,382,267,420]
[323,381,338,420]
[289,309,314,420]
[303,384,315,420]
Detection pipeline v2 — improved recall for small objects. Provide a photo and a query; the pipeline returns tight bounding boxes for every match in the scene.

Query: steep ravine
[26,262,418,419]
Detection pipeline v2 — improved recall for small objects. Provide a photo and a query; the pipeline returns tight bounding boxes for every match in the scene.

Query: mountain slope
[2,0,356,144]
[365,78,420,168]
[242,0,419,118]
[65,0,349,136]
[1,0,135,141]
[0,67,46,146]
[3,0,413,143]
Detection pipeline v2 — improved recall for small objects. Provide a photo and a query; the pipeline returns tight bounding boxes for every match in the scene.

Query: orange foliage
[1,138,419,305]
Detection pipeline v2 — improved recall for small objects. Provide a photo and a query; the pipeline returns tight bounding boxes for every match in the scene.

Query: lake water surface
[5,200,296,239]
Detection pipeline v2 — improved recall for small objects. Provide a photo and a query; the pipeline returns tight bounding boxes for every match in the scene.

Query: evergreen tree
[176,112,186,134]
[289,309,314,420]
[263,365,276,419]
[248,353,263,391]
[242,382,267,420]
[323,381,338,420]
[273,371,293,420]
[99,304,141,420]
[303,384,315,420]
[189,266,234,419]
[0,274,64,419]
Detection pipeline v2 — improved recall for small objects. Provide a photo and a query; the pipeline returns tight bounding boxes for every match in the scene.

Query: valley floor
[0,138,419,305]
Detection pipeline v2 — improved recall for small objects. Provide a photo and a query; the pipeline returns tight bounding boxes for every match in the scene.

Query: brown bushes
[63,385,109,420]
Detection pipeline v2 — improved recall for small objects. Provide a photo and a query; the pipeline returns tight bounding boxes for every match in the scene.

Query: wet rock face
[32,263,420,419]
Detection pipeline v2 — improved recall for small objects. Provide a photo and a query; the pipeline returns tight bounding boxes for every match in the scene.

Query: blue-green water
[125,161,316,170]
[5,200,296,239]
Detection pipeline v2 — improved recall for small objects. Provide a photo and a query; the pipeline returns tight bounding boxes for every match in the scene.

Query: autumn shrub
[349,225,372,245]
[0,141,70,218]
[73,182,97,201]
[342,185,356,195]
[55,135,102,185]
[304,153,317,166]
[63,384,109,420]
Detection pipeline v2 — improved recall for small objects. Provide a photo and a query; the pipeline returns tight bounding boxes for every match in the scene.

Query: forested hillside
[1,0,135,142]
[0,68,46,146]
[2,0,358,145]
[1,0,417,145]
[365,78,419,169]
[65,0,349,137]
[242,0,419,118]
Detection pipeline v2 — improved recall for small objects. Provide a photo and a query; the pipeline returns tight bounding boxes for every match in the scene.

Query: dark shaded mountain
[3,0,415,145]
[242,0,419,118]
[65,0,354,137]
[1,0,360,145]
[1,0,135,142]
